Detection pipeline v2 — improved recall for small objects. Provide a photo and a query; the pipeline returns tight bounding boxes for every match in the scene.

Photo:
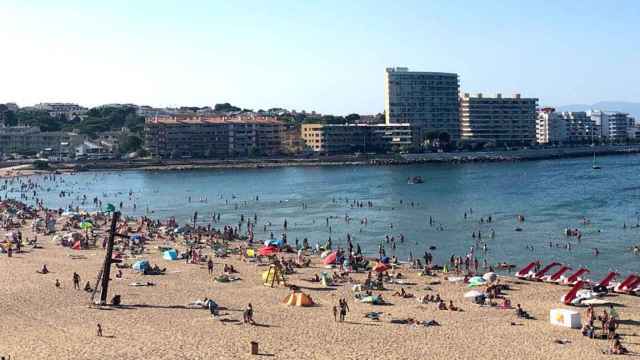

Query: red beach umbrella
[372,262,390,273]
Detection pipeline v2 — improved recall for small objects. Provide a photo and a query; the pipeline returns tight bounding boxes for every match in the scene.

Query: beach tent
[71,240,82,250]
[468,276,487,287]
[163,249,178,261]
[320,250,332,259]
[258,245,279,257]
[361,295,384,305]
[282,292,314,307]
[482,272,497,283]
[322,251,337,265]
[264,239,284,247]
[133,260,150,272]
[372,262,391,273]
[464,290,485,298]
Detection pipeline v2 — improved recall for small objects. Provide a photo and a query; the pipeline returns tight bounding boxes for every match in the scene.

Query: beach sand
[1,221,639,359]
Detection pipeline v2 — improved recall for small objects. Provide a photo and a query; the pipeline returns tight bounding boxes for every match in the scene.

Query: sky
[1,0,639,115]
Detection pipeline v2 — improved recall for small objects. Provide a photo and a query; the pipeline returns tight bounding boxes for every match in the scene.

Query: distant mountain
[556,101,640,119]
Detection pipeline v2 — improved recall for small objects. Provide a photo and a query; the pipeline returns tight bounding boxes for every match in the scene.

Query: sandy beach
[1,210,639,360]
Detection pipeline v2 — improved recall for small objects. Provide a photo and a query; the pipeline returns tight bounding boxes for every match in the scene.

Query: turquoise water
[7,154,640,278]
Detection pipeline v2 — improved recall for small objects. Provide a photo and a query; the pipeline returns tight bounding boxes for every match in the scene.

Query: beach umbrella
[372,262,391,273]
[79,221,93,230]
[258,245,278,257]
[483,272,497,283]
[132,260,150,272]
[282,292,314,307]
[464,290,484,298]
[322,251,337,265]
[104,203,116,213]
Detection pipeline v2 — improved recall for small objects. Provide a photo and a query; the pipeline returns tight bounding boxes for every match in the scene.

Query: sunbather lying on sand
[392,288,414,298]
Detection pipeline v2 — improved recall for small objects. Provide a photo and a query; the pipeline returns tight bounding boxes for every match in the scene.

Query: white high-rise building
[384,67,460,140]
[537,108,567,144]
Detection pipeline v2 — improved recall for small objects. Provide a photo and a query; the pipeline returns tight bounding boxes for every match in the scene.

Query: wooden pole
[99,211,120,305]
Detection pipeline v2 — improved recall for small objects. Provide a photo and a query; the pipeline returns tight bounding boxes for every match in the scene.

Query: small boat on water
[592,152,601,170]
[407,176,424,184]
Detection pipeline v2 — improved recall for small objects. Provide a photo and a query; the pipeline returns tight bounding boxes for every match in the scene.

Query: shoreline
[1,144,639,176]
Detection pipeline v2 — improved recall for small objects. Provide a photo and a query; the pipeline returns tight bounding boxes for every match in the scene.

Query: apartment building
[589,110,633,141]
[0,126,85,156]
[562,111,597,143]
[384,67,460,140]
[144,115,284,158]
[460,93,538,146]
[536,108,567,144]
[33,103,87,120]
[301,123,416,154]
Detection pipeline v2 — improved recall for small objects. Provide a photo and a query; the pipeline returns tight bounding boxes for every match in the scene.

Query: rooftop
[146,115,283,125]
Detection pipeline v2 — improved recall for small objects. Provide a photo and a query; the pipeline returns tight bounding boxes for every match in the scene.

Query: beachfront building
[280,124,305,155]
[459,93,538,146]
[589,110,633,142]
[384,67,460,141]
[536,108,568,145]
[561,111,597,143]
[0,126,85,157]
[144,115,284,159]
[301,123,416,154]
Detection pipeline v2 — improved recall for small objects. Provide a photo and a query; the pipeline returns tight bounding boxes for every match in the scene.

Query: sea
[7,154,640,279]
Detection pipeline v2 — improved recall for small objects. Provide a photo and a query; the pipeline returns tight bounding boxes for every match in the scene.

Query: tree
[119,135,143,154]
[424,131,440,141]
[124,113,144,133]
[213,103,241,113]
[438,132,451,144]
[345,113,360,122]
[0,105,17,126]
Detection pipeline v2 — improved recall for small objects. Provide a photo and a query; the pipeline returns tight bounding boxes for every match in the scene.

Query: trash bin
[250,341,259,355]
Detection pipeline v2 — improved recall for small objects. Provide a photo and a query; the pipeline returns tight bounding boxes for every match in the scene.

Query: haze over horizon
[2,0,639,115]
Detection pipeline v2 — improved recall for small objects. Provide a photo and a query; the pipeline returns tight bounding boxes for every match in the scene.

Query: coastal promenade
[2,145,639,174]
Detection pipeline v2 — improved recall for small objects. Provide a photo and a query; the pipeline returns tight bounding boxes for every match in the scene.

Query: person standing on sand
[96,324,102,337]
[72,272,80,290]
[243,303,255,325]
[333,305,338,322]
[207,259,214,275]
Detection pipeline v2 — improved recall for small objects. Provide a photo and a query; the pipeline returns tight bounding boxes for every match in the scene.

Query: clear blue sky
[2,0,639,114]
